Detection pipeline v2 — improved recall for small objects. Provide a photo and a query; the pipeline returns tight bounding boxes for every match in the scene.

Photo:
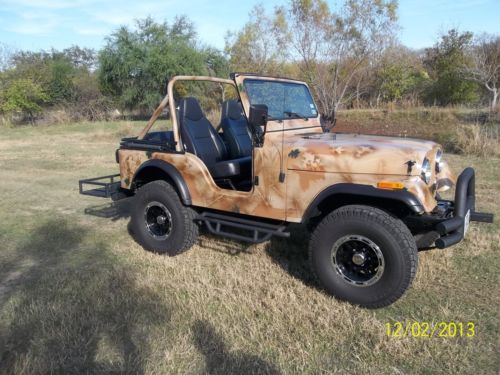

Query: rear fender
[132,159,191,205]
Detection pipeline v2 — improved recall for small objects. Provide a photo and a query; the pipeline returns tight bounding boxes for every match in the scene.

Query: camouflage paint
[122,74,456,223]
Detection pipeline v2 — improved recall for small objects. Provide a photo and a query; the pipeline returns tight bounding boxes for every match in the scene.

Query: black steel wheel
[309,205,418,308]
[331,235,385,287]
[144,201,173,240]
[131,180,198,255]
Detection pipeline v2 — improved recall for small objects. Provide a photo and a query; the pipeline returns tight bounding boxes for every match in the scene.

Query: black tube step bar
[197,211,290,243]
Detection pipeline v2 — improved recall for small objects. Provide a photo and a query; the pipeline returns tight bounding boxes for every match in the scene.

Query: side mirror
[320,110,336,133]
[249,104,268,147]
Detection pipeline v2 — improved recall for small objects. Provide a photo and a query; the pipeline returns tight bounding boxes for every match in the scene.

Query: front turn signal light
[377,181,405,190]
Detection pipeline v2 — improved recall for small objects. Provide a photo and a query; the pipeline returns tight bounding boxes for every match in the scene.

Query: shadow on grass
[195,221,320,288]
[265,223,319,289]
[197,230,253,256]
[193,319,282,375]
[127,218,253,257]
[83,197,133,221]
[0,219,170,373]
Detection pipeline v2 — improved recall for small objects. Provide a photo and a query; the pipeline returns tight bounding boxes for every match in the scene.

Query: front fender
[302,183,425,222]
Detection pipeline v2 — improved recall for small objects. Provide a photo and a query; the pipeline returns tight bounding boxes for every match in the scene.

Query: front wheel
[309,205,418,308]
[131,180,198,255]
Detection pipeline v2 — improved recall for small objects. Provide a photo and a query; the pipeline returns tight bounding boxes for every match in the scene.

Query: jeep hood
[285,132,440,176]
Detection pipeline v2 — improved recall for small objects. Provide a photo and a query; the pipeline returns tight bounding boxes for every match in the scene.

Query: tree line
[0,0,498,124]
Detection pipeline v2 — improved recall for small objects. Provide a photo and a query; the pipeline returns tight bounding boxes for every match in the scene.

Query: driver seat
[178,97,251,180]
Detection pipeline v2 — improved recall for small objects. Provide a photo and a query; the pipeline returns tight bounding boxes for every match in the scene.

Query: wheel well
[134,166,172,188]
[312,193,413,221]
[132,166,191,205]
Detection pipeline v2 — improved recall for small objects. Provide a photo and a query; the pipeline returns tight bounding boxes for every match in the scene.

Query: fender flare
[132,159,192,205]
[302,183,424,222]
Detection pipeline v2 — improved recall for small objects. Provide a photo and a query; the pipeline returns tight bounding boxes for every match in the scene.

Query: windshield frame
[242,79,319,121]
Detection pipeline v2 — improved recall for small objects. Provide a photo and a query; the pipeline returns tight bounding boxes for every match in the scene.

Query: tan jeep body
[118,74,455,222]
[80,73,493,308]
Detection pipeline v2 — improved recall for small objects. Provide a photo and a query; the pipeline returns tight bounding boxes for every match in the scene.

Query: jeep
[79,73,494,308]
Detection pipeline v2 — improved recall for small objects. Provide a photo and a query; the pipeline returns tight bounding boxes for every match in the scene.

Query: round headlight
[421,158,432,183]
[435,149,444,173]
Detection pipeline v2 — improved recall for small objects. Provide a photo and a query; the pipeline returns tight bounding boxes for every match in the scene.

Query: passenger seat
[220,100,252,158]
[178,97,251,180]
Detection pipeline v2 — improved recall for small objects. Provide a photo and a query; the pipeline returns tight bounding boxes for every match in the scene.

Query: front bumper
[433,167,493,248]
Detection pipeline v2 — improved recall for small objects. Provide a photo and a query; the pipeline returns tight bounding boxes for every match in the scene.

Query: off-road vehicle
[80,73,493,308]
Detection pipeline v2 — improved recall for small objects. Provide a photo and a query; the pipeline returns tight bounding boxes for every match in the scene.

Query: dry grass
[336,107,500,157]
[0,121,498,374]
[453,124,500,157]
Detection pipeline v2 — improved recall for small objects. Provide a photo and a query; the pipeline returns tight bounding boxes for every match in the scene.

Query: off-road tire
[131,180,198,255]
[309,205,418,308]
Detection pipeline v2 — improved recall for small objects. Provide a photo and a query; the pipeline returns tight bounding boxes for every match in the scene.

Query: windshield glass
[243,79,318,120]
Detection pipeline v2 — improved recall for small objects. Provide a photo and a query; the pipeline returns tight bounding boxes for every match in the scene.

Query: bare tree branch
[462,33,500,109]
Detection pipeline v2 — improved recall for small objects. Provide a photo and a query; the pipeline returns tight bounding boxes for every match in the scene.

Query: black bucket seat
[220,100,252,158]
[179,97,251,180]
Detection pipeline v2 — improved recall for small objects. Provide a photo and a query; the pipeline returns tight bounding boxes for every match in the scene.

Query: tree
[1,47,106,122]
[374,45,428,105]
[98,16,208,112]
[0,78,48,122]
[10,51,52,87]
[9,50,78,105]
[463,34,500,110]
[0,43,15,72]
[224,5,288,75]
[224,1,398,117]
[71,69,113,121]
[48,57,75,103]
[61,46,98,71]
[424,29,479,105]
[282,0,398,119]
[204,47,230,78]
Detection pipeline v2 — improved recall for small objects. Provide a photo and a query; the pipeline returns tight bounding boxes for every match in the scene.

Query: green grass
[0,120,499,374]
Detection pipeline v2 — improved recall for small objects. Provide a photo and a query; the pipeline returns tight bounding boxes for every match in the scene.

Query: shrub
[0,78,49,122]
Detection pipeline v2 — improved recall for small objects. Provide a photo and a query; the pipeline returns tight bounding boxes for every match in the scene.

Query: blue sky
[0,0,499,52]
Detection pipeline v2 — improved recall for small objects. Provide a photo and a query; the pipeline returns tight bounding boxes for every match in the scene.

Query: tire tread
[309,204,417,308]
[132,180,198,255]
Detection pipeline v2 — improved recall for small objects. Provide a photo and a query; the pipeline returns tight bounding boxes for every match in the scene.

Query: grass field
[0,120,498,374]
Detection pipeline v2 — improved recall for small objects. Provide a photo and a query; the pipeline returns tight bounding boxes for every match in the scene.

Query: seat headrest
[179,97,204,122]
[222,100,243,121]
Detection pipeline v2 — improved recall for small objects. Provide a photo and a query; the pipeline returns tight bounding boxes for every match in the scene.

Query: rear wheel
[131,180,198,255]
[309,205,418,308]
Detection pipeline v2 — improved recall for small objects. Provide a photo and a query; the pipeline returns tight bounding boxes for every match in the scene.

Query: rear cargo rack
[79,174,122,198]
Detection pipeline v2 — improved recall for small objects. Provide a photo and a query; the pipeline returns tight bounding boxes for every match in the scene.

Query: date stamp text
[386,321,475,338]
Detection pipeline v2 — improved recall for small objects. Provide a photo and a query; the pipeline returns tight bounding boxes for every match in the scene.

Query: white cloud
[416,0,489,10]
[74,26,109,36]
[91,13,134,27]
[9,19,59,35]
[84,0,174,26]
[0,0,99,9]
